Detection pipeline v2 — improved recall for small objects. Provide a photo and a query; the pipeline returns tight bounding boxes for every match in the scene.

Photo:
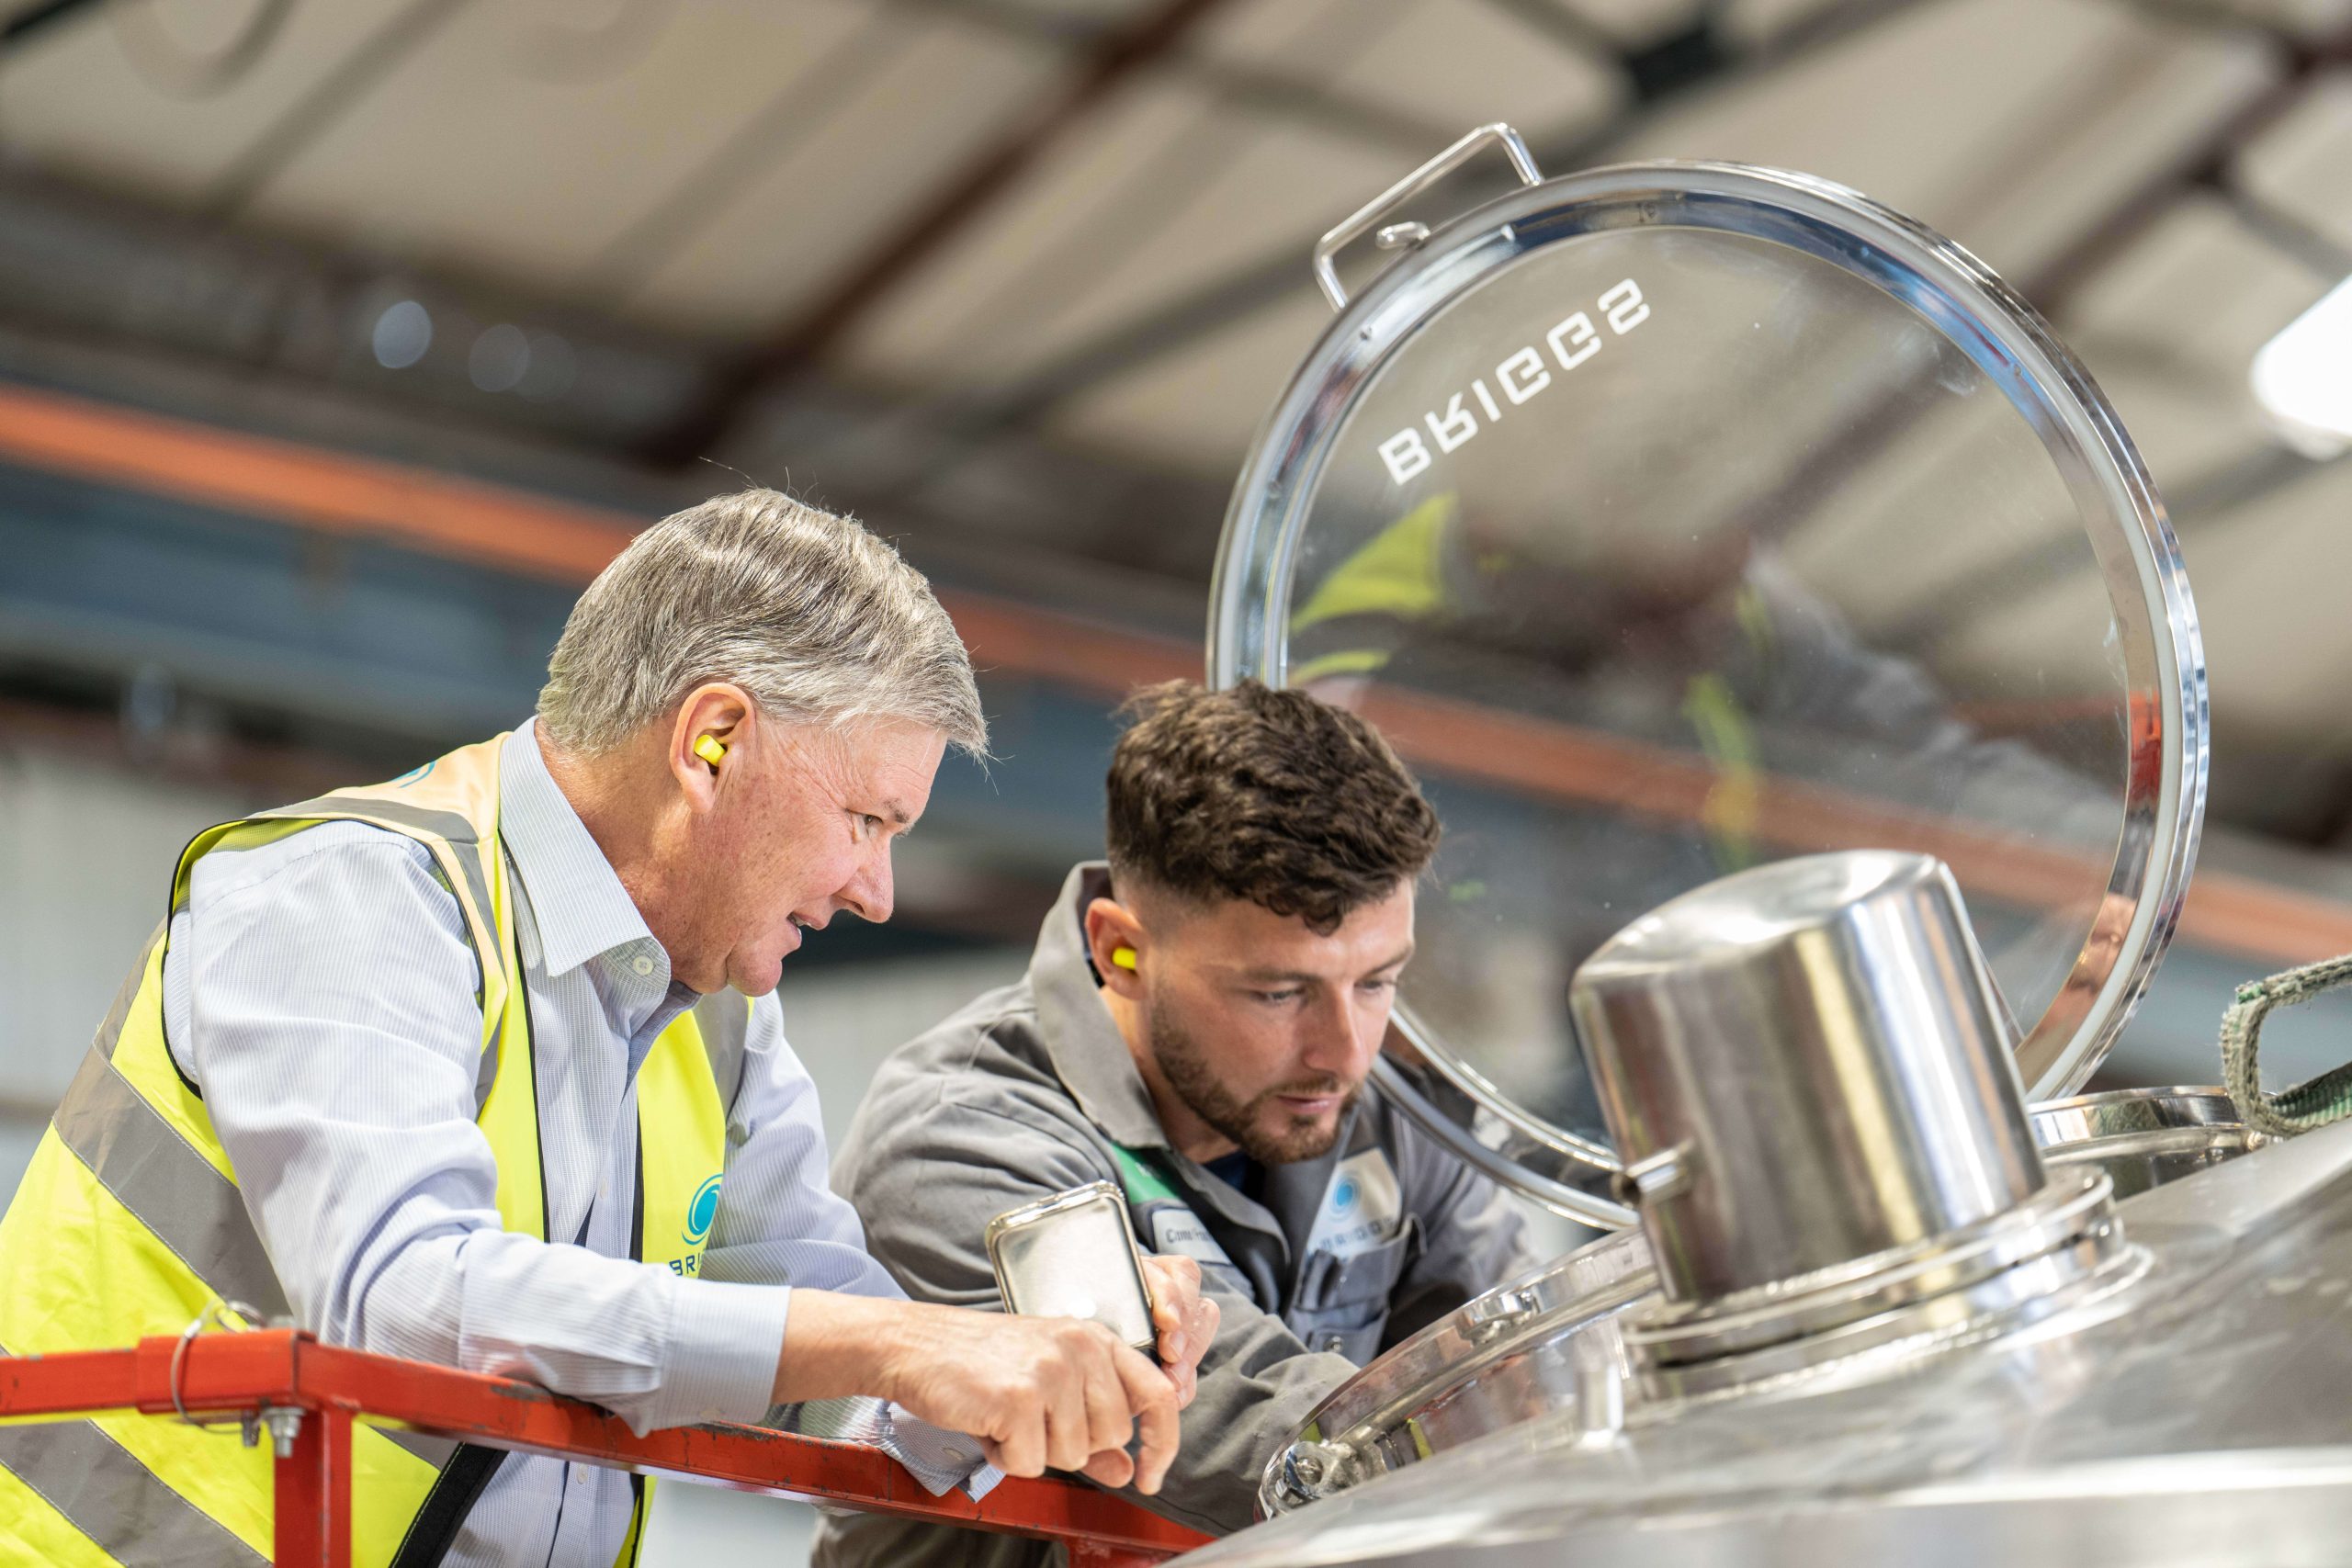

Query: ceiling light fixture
[2251,275,2352,459]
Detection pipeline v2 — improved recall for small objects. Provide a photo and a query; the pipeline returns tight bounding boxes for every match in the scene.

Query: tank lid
[1207,131,2205,1225]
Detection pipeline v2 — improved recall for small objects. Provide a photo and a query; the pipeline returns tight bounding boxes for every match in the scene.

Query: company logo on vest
[684,1174,722,1244]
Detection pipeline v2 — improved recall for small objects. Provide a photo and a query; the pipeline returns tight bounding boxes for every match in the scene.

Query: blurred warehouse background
[1,0,2351,1554]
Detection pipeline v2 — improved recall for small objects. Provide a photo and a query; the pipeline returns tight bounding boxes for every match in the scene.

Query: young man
[816,681,1535,1566]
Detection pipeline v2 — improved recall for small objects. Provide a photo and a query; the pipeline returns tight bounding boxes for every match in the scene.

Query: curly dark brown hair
[1104,680,1440,934]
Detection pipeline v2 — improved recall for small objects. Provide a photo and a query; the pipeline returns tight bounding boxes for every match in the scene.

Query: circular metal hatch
[1208,129,2206,1226]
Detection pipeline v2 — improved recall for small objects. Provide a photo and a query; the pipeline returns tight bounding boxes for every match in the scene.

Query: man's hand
[1057,1255,1220,1492]
[1140,1253,1217,1410]
[778,1292,1183,1492]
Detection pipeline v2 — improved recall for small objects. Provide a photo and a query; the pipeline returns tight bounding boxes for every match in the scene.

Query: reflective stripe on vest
[0,732,734,1568]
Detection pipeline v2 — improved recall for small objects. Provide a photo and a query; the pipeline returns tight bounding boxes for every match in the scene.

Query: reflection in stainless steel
[1261,1228,1653,1516]
[1209,149,2208,1224]
[2033,1085,2266,1200]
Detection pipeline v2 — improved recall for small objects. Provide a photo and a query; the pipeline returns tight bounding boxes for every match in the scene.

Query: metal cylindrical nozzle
[1571,851,2043,1307]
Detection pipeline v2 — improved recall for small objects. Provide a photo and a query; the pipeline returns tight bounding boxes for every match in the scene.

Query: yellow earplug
[693,735,729,767]
[1111,945,1138,970]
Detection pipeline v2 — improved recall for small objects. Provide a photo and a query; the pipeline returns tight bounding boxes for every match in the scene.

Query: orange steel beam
[1,381,2346,966]
[0,382,640,582]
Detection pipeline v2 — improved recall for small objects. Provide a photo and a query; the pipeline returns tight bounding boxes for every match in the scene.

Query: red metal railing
[0,1329,1211,1566]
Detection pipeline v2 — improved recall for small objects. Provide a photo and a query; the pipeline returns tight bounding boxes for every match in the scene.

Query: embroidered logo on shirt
[1306,1150,1402,1260]
[392,759,436,788]
[684,1173,722,1245]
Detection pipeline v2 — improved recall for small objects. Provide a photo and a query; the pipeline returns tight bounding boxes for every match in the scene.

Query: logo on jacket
[1306,1150,1400,1260]
[684,1174,722,1246]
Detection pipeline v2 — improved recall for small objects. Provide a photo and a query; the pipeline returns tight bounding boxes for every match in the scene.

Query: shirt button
[630,954,654,977]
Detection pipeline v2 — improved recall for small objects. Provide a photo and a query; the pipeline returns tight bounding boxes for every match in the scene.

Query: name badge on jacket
[1148,1204,1237,1269]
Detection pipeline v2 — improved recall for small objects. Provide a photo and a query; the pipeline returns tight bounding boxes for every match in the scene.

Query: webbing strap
[2222,953,2352,1138]
[616,1475,650,1568]
[385,1444,507,1568]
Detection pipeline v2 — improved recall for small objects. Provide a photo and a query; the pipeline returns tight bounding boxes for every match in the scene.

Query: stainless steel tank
[1212,1115,2352,1567]
[1185,125,2352,1565]
[1261,1082,2251,1517]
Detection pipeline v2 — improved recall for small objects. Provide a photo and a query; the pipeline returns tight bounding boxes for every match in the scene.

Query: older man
[0,491,1209,1568]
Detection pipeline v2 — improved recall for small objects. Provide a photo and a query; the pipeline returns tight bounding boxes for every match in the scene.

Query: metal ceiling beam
[1874,444,2339,655]
[845,0,1945,508]
[584,0,1453,314]
[1,0,103,51]
[2023,16,2352,316]
[642,0,1246,466]
[886,0,1457,152]
[1679,15,2352,660]
[204,0,475,220]
[579,9,907,300]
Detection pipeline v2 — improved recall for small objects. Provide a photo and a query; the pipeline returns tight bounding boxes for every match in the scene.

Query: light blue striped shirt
[163,720,989,1566]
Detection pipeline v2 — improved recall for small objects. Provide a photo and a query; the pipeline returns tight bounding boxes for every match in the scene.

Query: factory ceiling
[0,0,2349,855]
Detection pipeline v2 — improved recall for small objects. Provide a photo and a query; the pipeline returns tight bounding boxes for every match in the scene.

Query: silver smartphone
[984,1180,1158,1356]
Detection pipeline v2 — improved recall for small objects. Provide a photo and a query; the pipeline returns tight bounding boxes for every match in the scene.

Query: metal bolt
[265,1406,303,1460]
[1286,1438,1356,1499]
[1374,220,1431,251]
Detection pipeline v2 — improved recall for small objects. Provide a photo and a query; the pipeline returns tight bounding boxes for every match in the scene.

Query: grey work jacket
[812,864,1532,1568]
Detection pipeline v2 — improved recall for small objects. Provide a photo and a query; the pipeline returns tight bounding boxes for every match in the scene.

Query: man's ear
[670,683,755,807]
[1083,896,1148,999]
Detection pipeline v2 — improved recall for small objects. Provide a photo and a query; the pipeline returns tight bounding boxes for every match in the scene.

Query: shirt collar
[498,718,664,979]
[1028,862,1172,1152]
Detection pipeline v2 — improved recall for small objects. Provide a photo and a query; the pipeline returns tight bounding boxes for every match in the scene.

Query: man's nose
[1301,993,1378,1077]
[839,846,895,924]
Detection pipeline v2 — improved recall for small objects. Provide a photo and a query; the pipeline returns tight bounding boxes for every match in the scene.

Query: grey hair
[537,489,987,757]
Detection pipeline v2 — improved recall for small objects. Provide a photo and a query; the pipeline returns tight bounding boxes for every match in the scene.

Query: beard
[1148,1006,1356,1165]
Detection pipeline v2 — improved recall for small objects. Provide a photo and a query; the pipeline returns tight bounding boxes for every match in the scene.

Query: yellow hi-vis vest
[0,733,740,1568]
